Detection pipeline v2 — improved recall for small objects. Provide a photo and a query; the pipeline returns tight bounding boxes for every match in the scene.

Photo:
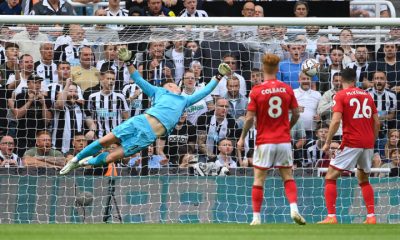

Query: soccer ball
[301,58,319,77]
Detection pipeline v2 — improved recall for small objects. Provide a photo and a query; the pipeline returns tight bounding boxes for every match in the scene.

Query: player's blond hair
[262,53,280,75]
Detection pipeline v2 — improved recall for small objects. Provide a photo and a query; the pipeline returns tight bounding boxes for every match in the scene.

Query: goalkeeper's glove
[118,48,135,65]
[216,63,231,81]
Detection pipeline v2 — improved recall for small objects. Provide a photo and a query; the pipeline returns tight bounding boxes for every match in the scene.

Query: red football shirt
[247,79,298,145]
[332,87,377,148]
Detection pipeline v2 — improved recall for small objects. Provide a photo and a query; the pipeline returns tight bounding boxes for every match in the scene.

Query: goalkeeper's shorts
[112,115,157,157]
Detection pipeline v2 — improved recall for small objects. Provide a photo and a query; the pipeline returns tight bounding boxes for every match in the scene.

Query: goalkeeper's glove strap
[125,57,137,66]
[216,73,224,81]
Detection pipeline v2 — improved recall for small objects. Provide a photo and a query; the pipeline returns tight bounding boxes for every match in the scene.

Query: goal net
[0,16,399,224]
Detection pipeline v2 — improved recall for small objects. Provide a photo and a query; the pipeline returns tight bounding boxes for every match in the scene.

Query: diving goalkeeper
[60,48,231,175]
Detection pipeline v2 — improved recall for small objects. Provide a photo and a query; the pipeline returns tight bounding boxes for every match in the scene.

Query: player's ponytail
[262,53,280,75]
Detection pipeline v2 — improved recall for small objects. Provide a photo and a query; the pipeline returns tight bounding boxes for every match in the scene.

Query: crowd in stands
[0,0,398,177]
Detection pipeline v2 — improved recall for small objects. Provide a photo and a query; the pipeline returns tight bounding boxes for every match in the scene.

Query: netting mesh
[0,22,399,224]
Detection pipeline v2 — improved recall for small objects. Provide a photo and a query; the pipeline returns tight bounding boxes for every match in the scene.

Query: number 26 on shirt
[349,98,371,119]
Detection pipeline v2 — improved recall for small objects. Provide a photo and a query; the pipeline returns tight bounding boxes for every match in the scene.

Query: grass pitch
[1,224,399,240]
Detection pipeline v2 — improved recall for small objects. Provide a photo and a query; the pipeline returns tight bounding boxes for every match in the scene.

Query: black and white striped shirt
[367,87,397,136]
[96,60,130,91]
[122,83,144,117]
[86,91,129,138]
[105,7,129,17]
[179,9,208,17]
[347,61,368,85]
[52,103,85,153]
[105,7,129,29]
[54,44,81,66]
[306,140,325,167]
[47,83,84,107]
[367,88,397,114]
[34,60,58,86]
[0,151,22,167]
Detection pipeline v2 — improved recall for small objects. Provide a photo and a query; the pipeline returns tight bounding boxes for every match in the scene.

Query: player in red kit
[237,54,305,225]
[318,68,380,224]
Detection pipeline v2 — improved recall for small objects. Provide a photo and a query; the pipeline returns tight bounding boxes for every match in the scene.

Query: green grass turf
[0,224,399,240]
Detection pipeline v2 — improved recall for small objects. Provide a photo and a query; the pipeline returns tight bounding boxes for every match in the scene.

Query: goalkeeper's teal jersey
[131,71,218,134]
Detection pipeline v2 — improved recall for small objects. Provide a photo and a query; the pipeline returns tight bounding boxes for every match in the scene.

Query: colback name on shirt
[261,87,287,95]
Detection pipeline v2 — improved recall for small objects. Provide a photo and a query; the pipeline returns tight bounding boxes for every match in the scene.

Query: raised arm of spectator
[38,92,52,126]
[6,68,20,90]
[54,78,72,110]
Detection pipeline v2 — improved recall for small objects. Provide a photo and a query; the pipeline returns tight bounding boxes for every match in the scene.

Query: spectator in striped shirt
[346,45,369,88]
[179,0,208,17]
[305,123,329,168]
[34,42,58,86]
[53,78,91,153]
[85,68,130,138]
[0,135,22,167]
[106,0,128,17]
[367,71,397,152]
[47,61,84,107]
[105,0,129,29]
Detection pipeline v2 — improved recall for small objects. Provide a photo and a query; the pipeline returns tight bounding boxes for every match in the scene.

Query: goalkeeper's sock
[76,140,103,161]
[325,179,337,215]
[359,182,375,215]
[252,185,263,213]
[284,179,298,204]
[87,152,109,167]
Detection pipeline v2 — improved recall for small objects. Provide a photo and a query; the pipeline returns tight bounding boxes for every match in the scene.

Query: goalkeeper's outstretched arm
[187,63,231,106]
[119,48,157,98]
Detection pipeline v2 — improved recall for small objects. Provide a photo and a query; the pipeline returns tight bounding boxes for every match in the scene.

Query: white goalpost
[0,15,399,224]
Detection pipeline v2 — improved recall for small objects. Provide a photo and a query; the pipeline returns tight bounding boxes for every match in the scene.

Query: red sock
[325,179,337,215]
[252,185,263,213]
[359,182,375,214]
[284,179,298,204]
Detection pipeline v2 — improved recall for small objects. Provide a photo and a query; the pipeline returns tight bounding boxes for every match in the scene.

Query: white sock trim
[290,203,298,213]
